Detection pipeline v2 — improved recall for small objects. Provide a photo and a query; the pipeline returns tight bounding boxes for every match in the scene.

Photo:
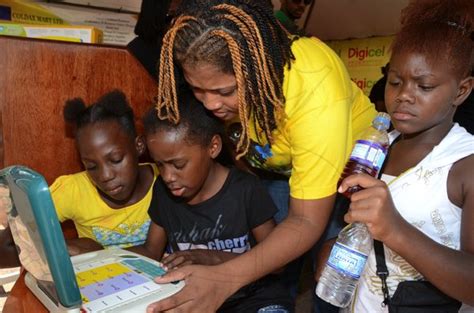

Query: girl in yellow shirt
[52,89,158,255]
[0,90,157,266]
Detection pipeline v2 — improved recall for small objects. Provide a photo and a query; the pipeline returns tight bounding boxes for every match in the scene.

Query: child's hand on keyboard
[161,249,239,268]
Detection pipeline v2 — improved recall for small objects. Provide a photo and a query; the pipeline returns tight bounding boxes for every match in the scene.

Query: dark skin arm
[313,238,336,281]
[147,194,335,313]
[161,219,277,269]
[339,155,474,306]
[65,237,103,256]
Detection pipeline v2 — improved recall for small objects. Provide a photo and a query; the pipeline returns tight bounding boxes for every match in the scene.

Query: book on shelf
[0,20,103,43]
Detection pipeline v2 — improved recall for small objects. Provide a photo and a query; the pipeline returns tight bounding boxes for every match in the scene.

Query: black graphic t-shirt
[148,167,293,312]
[148,167,276,253]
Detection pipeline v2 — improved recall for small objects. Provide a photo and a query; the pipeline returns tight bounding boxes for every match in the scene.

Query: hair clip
[446,20,473,40]
[446,21,466,31]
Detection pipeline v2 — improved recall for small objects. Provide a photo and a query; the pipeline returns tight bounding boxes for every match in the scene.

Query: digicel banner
[348,46,385,61]
[325,36,394,95]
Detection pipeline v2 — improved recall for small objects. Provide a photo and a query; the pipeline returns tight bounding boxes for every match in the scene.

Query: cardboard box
[0,21,102,43]
[0,0,137,45]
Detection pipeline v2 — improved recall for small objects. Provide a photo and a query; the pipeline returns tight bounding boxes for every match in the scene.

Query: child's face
[77,121,140,203]
[385,50,471,135]
[146,128,218,204]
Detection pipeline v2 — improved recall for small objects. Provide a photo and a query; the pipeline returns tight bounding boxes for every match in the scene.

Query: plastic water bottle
[316,112,391,308]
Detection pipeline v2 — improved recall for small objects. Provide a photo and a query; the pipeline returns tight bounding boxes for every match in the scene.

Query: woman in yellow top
[150,0,376,312]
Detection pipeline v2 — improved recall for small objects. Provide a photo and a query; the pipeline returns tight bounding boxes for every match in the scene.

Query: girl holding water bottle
[337,0,474,311]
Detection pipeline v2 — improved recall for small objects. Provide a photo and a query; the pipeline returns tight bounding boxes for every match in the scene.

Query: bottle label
[326,242,368,279]
[349,140,387,172]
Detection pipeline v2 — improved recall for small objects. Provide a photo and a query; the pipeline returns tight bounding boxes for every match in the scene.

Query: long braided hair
[156,0,293,159]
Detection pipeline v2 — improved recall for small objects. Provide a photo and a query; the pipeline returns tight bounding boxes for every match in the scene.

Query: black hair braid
[215,2,289,142]
[210,5,279,144]
[254,2,293,71]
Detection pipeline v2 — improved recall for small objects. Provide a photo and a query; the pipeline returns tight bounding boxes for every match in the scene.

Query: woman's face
[182,63,239,121]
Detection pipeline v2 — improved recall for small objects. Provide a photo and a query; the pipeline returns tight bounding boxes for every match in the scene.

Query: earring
[135,136,146,153]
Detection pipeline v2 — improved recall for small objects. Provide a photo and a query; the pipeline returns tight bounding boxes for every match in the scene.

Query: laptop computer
[0,165,184,312]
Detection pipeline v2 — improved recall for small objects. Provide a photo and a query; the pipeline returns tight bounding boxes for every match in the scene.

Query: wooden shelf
[0,36,156,184]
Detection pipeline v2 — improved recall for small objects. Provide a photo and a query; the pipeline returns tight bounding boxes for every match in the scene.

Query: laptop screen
[1,166,82,308]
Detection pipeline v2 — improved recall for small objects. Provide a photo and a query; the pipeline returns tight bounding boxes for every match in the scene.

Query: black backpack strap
[374,239,391,307]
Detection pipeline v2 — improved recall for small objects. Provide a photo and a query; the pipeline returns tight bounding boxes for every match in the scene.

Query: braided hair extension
[392,0,474,79]
[156,0,293,158]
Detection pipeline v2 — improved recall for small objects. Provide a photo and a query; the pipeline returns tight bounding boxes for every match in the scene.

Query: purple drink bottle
[316,112,390,307]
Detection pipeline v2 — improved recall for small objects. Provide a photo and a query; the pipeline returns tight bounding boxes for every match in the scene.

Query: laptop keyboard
[121,259,166,278]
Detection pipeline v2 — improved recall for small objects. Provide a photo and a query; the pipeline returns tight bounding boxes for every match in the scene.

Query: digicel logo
[348,46,385,61]
[351,77,377,90]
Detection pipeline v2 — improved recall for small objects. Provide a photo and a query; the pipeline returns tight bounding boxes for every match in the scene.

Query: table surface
[3,270,48,313]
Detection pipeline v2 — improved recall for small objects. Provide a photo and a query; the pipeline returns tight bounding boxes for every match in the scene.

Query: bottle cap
[373,112,391,130]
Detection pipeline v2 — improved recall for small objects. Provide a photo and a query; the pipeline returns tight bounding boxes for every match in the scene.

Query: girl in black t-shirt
[130,91,293,313]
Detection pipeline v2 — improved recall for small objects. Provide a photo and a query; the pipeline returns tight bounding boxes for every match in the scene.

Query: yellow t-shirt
[244,37,376,200]
[51,163,158,248]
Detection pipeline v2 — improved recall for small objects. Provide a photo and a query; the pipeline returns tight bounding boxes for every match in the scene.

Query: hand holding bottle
[338,172,405,243]
[316,112,391,308]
